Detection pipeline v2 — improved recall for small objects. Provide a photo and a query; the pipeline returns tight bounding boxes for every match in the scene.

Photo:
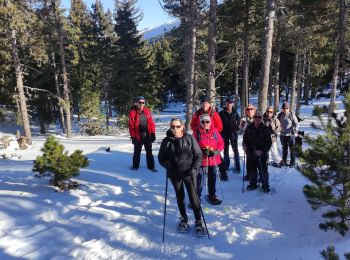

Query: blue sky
[62,0,173,30]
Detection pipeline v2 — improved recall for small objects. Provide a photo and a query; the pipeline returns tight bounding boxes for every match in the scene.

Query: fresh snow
[0,97,349,259]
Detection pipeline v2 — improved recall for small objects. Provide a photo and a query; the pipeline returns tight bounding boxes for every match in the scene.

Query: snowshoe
[193,223,206,237]
[247,183,258,191]
[178,219,189,233]
[205,195,222,205]
[271,161,282,168]
[262,186,271,193]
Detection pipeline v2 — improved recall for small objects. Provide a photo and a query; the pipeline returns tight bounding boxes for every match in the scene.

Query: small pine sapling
[33,136,89,189]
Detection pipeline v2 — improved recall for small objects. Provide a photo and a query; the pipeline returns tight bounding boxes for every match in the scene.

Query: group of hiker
[128,95,300,235]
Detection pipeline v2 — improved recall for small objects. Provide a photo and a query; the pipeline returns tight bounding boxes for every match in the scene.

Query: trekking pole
[190,178,211,240]
[162,174,169,243]
[204,155,209,196]
[242,153,246,193]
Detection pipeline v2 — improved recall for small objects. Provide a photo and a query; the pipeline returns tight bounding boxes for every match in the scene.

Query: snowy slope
[0,97,349,259]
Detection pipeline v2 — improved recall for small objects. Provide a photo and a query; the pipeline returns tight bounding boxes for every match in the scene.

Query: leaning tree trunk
[258,0,276,113]
[52,0,72,138]
[290,52,298,112]
[206,0,217,105]
[10,29,32,144]
[185,0,197,131]
[329,0,346,117]
[273,37,281,112]
[241,0,250,116]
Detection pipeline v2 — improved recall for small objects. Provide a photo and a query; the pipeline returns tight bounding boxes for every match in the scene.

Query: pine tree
[320,246,340,260]
[33,136,89,187]
[297,92,350,236]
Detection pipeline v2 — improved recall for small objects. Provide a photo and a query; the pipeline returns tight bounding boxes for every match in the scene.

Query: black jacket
[219,108,240,138]
[243,122,272,156]
[158,130,203,179]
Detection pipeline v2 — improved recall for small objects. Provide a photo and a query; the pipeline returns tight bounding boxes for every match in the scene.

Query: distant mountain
[140,20,180,40]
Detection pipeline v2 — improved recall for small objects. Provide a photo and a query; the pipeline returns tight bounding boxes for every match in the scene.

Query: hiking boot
[178,218,189,233]
[220,172,228,181]
[247,183,258,191]
[206,195,222,205]
[262,186,271,193]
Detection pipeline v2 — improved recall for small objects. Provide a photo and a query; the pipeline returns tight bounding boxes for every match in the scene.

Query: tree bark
[304,50,311,106]
[185,0,197,131]
[258,0,276,113]
[52,0,72,138]
[50,50,66,134]
[329,0,346,117]
[234,42,239,111]
[241,0,250,116]
[296,53,305,115]
[10,29,32,144]
[290,52,298,112]
[273,38,280,112]
[206,0,217,105]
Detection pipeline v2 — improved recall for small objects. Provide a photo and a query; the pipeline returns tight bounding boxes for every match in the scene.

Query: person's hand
[255,150,262,157]
[150,133,156,143]
[131,138,138,145]
[202,147,211,156]
[189,168,198,177]
[163,161,172,170]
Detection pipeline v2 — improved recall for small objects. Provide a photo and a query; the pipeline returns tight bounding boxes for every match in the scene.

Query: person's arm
[292,113,299,133]
[261,127,273,154]
[213,112,223,132]
[191,135,203,170]
[158,139,171,169]
[216,129,224,152]
[128,110,136,139]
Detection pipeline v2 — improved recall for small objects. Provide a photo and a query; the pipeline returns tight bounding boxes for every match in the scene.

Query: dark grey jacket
[158,130,203,179]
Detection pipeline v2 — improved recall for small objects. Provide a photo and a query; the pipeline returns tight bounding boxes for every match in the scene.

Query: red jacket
[193,126,224,167]
[128,107,155,141]
[190,107,223,133]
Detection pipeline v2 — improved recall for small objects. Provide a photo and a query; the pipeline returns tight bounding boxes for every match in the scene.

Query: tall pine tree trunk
[290,52,298,112]
[258,0,276,113]
[273,38,281,112]
[50,50,66,134]
[10,29,32,144]
[296,53,305,115]
[241,0,250,116]
[304,50,311,106]
[185,0,197,130]
[234,42,239,111]
[52,0,72,138]
[329,0,346,117]
[206,0,217,104]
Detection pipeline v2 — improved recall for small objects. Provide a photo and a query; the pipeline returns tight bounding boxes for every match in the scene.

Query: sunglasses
[254,116,262,119]
[282,107,289,109]
[138,101,145,104]
[170,125,182,129]
[246,108,254,111]
[201,120,211,124]
[267,111,273,113]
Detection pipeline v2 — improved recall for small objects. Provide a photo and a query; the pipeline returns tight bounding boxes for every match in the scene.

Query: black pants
[247,153,269,188]
[196,166,217,198]
[170,176,201,221]
[132,137,155,169]
[280,135,295,165]
[222,132,240,172]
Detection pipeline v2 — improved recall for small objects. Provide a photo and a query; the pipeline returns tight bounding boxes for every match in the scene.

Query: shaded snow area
[0,97,349,259]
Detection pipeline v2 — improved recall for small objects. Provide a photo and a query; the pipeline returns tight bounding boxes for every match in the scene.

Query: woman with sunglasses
[263,106,283,167]
[128,96,157,172]
[193,114,224,205]
[158,118,206,235]
[242,111,272,192]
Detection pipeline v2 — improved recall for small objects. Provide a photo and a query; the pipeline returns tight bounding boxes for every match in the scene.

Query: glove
[150,133,156,143]
[202,148,211,156]
[131,138,138,145]
[163,161,172,170]
[189,168,198,177]
[208,150,220,157]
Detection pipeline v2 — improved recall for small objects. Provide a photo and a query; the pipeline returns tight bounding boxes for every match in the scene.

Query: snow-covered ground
[0,97,349,259]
